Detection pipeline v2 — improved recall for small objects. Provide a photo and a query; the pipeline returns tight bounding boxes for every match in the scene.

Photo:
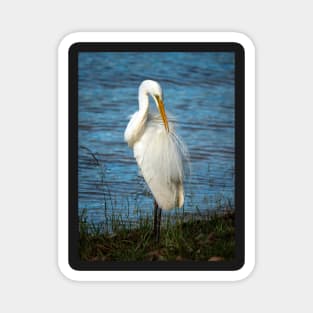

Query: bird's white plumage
[124,80,188,210]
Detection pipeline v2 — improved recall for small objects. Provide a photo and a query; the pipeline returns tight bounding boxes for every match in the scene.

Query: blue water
[78,52,235,223]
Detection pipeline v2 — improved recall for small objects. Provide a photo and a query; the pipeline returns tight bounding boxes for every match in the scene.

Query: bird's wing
[133,120,187,210]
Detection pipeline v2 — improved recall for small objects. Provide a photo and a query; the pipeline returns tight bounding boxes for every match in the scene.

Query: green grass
[79,209,235,261]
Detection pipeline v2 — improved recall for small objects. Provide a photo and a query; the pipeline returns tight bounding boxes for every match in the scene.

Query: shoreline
[79,209,235,262]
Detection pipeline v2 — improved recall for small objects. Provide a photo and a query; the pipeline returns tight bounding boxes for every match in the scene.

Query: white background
[0,0,312,312]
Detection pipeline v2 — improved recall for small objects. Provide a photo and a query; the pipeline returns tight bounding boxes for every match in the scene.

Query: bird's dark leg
[153,200,158,241]
[156,205,162,243]
[153,200,162,243]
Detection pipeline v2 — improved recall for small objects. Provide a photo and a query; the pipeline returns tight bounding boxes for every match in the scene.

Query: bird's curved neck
[138,91,149,112]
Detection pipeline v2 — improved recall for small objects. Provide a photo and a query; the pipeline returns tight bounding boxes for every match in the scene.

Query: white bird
[124,80,188,241]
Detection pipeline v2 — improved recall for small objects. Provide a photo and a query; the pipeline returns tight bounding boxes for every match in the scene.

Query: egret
[124,80,188,242]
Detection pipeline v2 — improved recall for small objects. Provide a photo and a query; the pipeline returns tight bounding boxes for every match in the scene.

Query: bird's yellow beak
[155,95,169,132]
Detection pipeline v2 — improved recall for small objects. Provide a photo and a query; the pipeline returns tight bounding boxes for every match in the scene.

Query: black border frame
[69,42,245,271]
